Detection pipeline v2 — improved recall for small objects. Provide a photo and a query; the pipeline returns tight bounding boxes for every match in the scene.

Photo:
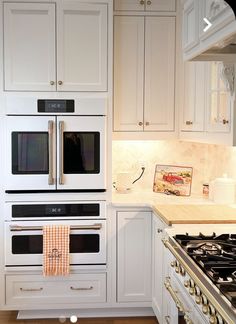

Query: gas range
[174,233,236,308]
[163,226,236,324]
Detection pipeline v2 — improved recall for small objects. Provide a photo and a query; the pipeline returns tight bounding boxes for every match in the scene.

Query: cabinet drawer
[6,273,106,306]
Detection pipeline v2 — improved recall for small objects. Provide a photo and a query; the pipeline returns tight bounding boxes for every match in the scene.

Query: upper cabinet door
[182,0,199,52]
[114,0,145,11]
[57,2,108,92]
[114,0,176,12]
[145,0,176,12]
[113,16,144,131]
[144,17,175,131]
[4,3,56,91]
[181,62,206,132]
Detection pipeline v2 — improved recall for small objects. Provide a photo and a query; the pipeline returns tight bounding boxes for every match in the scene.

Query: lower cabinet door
[117,211,152,302]
[6,273,106,306]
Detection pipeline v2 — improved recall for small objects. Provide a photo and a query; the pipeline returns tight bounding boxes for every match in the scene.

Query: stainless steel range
[163,227,236,324]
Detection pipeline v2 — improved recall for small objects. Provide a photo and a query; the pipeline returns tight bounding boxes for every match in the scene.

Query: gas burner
[198,242,222,255]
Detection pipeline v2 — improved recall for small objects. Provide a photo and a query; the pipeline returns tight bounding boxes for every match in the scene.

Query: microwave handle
[48,120,54,185]
[59,121,64,185]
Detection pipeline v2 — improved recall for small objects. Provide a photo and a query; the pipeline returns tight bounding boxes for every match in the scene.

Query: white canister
[210,175,235,204]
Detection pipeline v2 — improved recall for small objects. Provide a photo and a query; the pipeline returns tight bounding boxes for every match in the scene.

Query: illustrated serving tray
[153,164,193,196]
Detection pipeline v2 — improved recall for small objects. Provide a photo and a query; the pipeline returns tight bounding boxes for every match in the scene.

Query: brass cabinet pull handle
[157,228,162,233]
[58,80,63,85]
[20,287,43,292]
[70,286,93,291]
[145,121,150,126]
[164,316,171,324]
[164,278,184,313]
[222,119,229,124]
[48,120,54,185]
[185,120,193,125]
[50,81,55,85]
[138,121,143,126]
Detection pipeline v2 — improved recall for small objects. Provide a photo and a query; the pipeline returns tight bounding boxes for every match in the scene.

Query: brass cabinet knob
[50,81,55,85]
[147,0,152,4]
[58,80,63,85]
[139,0,145,5]
[222,119,229,124]
[185,120,193,125]
[138,121,143,126]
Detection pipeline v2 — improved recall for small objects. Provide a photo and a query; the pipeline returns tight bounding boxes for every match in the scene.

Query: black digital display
[38,100,74,113]
[45,205,66,216]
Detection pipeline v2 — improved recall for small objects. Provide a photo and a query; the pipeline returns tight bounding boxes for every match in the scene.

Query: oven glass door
[5,220,106,266]
[5,116,56,191]
[56,116,106,190]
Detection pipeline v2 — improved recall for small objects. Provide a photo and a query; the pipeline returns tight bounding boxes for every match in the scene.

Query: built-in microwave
[4,97,106,192]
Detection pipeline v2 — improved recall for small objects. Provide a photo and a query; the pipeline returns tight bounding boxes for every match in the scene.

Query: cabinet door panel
[113,16,144,131]
[144,17,175,131]
[182,0,199,52]
[146,0,176,12]
[57,2,107,91]
[181,62,206,131]
[117,211,152,302]
[4,3,56,91]
[114,0,144,11]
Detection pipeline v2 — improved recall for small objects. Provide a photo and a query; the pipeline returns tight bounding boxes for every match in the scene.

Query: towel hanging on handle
[43,225,70,276]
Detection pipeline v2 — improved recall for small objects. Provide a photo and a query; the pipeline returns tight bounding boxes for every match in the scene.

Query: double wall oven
[3,95,108,271]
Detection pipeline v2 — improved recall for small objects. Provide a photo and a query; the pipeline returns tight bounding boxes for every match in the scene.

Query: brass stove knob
[189,279,195,288]
[189,287,195,295]
[175,266,180,274]
[209,315,217,324]
[184,280,190,288]
[195,295,202,305]
[180,265,186,276]
[202,304,209,315]
[194,286,201,296]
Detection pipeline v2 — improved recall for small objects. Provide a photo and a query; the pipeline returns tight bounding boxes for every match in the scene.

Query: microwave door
[5,116,56,191]
[56,116,106,191]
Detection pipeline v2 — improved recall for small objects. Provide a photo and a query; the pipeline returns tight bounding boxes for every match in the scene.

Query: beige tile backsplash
[112,140,236,195]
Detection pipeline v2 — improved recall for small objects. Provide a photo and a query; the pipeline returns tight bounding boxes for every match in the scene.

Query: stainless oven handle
[59,120,64,185]
[10,223,102,231]
[48,120,54,185]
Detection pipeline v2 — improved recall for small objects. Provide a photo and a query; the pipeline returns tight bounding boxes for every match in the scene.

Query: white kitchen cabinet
[182,0,236,61]
[152,215,166,323]
[114,0,176,12]
[180,61,206,132]
[117,211,152,302]
[6,273,106,307]
[114,15,175,132]
[4,1,108,92]
[182,0,199,53]
[206,61,232,133]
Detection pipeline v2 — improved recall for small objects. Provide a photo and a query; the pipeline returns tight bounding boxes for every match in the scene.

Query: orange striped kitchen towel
[43,225,70,276]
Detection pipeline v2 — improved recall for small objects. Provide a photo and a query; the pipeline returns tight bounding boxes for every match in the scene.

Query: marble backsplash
[112,140,236,195]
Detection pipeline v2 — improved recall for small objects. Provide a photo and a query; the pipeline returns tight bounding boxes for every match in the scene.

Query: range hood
[190,1,236,62]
